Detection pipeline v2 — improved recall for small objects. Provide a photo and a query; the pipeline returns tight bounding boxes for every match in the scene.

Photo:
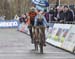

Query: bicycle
[30,25,46,54]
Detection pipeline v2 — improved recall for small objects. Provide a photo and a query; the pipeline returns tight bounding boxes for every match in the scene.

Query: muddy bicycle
[29,25,46,54]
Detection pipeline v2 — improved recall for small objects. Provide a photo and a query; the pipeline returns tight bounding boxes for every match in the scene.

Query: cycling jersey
[29,11,37,21]
[34,14,48,27]
[37,19,43,26]
[29,11,37,25]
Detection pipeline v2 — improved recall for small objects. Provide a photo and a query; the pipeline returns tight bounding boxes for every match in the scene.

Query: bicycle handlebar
[34,26,46,29]
[28,25,47,28]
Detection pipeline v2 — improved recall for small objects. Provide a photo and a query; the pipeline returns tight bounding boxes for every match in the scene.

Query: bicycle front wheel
[39,30,43,54]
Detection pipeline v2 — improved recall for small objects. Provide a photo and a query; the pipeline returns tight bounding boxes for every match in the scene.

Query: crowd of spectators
[45,5,75,23]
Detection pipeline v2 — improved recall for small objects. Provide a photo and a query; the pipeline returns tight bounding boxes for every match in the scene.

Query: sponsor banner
[45,23,54,40]
[0,20,19,28]
[62,25,75,52]
[32,0,49,11]
[18,23,75,52]
[46,24,72,48]
[32,0,49,7]
[18,23,30,35]
[36,5,47,11]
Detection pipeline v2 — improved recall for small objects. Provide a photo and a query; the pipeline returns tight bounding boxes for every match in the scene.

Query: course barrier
[18,23,75,53]
[46,23,75,53]
[0,20,19,28]
[18,23,30,35]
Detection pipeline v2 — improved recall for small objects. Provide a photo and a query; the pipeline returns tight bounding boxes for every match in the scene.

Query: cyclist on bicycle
[34,12,48,46]
[28,7,37,43]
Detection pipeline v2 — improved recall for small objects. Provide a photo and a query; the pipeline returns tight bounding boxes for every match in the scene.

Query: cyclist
[34,12,48,46]
[28,7,37,43]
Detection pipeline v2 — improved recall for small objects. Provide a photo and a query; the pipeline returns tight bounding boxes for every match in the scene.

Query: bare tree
[0,0,74,19]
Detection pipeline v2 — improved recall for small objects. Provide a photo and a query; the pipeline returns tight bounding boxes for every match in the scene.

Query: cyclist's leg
[34,28,39,50]
[42,28,46,46]
[39,27,44,54]
[35,28,39,42]
[29,20,35,44]
[29,26,34,43]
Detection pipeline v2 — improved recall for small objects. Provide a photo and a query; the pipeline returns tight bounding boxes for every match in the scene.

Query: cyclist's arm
[34,16,38,26]
[42,16,48,27]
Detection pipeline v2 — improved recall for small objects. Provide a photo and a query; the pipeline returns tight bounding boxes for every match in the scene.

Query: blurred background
[0,0,75,19]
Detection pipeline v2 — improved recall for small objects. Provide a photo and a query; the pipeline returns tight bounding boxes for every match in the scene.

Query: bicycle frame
[29,25,45,54]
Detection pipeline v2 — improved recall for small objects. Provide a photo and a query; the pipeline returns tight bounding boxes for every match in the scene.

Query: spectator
[14,14,19,21]
[44,9,50,22]
[0,16,5,20]
[70,8,75,21]
[54,6,64,23]
[49,8,55,22]
[19,14,27,24]
[63,5,74,23]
